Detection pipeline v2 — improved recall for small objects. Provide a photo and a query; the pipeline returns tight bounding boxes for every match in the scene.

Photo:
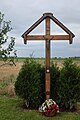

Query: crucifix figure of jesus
[22,13,75,100]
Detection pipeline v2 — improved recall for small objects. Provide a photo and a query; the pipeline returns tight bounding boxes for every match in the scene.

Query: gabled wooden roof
[22,13,75,44]
[22,13,75,38]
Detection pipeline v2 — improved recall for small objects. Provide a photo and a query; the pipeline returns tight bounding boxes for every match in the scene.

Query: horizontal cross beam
[24,35,71,41]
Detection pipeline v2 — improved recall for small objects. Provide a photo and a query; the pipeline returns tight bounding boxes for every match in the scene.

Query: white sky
[0,0,80,58]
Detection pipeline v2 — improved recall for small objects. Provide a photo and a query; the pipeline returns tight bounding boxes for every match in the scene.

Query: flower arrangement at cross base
[39,99,59,117]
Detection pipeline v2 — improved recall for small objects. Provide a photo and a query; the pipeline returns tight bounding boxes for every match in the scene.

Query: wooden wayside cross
[22,13,75,100]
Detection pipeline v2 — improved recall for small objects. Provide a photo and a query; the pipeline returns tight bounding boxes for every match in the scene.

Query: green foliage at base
[50,62,60,101]
[57,59,80,111]
[15,59,45,109]
[15,58,80,111]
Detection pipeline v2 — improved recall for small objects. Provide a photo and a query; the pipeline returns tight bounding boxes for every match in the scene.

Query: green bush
[15,58,45,109]
[15,58,80,111]
[57,58,80,111]
[50,62,60,101]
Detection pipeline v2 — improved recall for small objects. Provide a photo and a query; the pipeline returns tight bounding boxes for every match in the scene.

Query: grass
[0,95,80,120]
[0,74,16,95]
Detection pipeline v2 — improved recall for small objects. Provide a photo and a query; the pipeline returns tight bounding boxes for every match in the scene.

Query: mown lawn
[0,95,80,120]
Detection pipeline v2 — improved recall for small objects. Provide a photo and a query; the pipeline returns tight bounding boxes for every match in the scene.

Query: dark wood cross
[22,13,75,100]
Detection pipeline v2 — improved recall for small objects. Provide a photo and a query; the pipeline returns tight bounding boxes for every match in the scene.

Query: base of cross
[46,91,50,100]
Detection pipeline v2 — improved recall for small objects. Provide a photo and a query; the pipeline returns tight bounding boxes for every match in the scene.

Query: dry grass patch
[0,62,22,81]
[0,61,23,96]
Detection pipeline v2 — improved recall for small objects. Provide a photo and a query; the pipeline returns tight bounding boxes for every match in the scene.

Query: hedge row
[15,58,80,111]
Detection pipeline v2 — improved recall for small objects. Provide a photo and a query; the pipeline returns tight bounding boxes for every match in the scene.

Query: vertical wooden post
[45,17,50,100]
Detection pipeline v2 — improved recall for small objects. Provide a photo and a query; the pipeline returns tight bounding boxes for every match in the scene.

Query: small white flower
[57,110,59,113]
[43,106,46,111]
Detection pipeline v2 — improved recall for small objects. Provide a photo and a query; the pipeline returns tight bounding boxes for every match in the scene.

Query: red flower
[47,109,51,113]
[48,105,51,109]
[52,104,56,108]
[56,105,59,111]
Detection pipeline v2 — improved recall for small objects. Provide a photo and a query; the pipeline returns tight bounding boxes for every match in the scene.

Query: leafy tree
[0,12,17,62]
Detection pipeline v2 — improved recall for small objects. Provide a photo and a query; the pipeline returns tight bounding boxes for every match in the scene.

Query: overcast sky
[0,0,80,58]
